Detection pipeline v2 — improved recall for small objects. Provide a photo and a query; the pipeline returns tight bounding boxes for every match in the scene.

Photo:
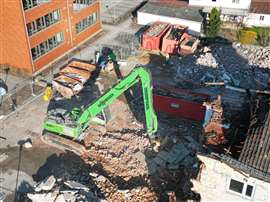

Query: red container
[161,25,188,54]
[142,22,170,51]
[179,33,199,55]
[153,85,210,121]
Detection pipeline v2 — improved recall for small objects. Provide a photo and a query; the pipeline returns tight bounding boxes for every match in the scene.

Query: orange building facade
[0,0,102,75]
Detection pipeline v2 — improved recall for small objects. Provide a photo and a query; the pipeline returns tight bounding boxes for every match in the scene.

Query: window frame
[259,15,265,21]
[226,178,255,200]
[22,0,50,11]
[31,32,64,61]
[75,12,99,34]
[26,9,61,37]
[73,0,97,11]
[232,0,240,3]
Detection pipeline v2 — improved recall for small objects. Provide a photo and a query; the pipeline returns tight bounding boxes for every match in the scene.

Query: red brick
[0,0,101,75]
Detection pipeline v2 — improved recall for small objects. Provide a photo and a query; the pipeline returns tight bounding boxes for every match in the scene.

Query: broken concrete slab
[62,191,76,202]
[89,172,99,178]
[35,175,56,192]
[95,175,107,183]
[64,180,89,191]
[27,192,58,202]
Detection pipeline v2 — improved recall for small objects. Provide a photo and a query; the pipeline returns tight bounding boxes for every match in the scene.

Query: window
[260,16,264,21]
[232,0,239,3]
[229,179,244,193]
[228,179,255,199]
[22,0,50,11]
[73,0,96,11]
[31,32,64,60]
[26,9,61,36]
[75,12,98,34]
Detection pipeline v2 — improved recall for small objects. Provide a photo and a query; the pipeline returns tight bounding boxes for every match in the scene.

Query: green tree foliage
[206,8,222,38]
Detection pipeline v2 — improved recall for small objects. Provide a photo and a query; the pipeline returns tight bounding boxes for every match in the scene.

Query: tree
[206,8,222,38]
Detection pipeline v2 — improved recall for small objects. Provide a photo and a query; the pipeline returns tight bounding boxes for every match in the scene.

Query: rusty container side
[180,33,200,55]
[161,25,188,54]
[142,22,170,51]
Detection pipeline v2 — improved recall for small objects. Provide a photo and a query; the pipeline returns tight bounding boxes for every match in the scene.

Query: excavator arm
[43,67,158,140]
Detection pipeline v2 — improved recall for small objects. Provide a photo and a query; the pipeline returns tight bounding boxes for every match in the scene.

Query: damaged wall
[192,154,270,201]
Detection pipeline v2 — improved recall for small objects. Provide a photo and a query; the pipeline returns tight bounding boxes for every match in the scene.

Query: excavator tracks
[41,131,86,156]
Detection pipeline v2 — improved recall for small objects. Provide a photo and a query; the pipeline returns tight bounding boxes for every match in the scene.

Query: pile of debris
[203,96,228,146]
[234,43,270,69]
[173,43,270,90]
[26,175,101,202]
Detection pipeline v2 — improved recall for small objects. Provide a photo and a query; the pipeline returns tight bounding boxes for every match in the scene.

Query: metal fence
[0,79,44,117]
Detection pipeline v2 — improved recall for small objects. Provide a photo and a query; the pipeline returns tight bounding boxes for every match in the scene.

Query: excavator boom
[43,67,158,141]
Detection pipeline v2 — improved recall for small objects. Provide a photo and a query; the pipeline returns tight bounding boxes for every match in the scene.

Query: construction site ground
[0,65,203,201]
[1,4,270,201]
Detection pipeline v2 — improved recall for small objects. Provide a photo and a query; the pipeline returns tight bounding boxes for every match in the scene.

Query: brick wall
[0,0,33,74]
[0,0,102,75]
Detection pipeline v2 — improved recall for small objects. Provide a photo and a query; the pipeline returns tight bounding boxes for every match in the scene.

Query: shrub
[206,8,222,38]
[253,27,270,47]
[237,30,257,45]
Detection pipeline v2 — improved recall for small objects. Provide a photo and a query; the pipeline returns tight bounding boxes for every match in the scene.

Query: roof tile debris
[239,98,270,174]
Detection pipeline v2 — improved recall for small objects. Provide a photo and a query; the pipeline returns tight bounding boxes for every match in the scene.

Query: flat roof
[138,1,203,22]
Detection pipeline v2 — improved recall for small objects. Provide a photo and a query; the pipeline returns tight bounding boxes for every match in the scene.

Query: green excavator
[42,66,158,155]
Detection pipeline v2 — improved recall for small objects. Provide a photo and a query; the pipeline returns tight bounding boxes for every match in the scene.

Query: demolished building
[192,96,270,201]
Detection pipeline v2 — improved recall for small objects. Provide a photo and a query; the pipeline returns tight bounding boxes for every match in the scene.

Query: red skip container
[161,25,188,54]
[142,22,170,51]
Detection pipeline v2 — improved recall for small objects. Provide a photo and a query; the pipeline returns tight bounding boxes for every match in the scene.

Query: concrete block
[64,180,89,191]
[95,175,107,183]
[27,192,58,202]
[35,175,56,192]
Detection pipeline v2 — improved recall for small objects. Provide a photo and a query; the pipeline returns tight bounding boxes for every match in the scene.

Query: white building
[137,1,203,36]
[245,1,270,27]
[193,99,270,201]
[189,0,251,10]
[189,0,270,27]
[192,154,270,201]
